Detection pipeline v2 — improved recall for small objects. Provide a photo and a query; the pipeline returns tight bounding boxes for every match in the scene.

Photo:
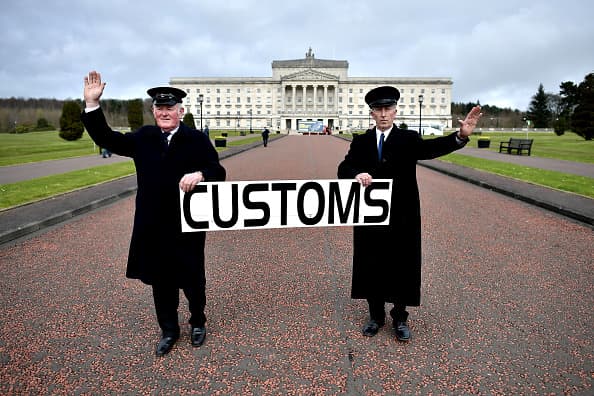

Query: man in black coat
[261,127,270,147]
[338,86,481,342]
[82,71,226,356]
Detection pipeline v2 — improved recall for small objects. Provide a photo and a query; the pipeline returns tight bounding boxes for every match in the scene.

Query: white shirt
[376,126,393,147]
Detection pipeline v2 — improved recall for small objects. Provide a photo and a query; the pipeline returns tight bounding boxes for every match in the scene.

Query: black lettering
[328,181,360,224]
[363,182,390,224]
[271,182,297,225]
[212,184,239,228]
[297,182,325,225]
[182,185,209,230]
[243,183,271,227]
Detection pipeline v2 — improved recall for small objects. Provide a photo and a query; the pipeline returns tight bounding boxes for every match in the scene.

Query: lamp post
[418,94,424,137]
[248,109,253,134]
[198,94,203,131]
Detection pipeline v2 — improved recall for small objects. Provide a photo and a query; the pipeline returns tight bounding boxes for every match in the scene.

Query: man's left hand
[179,171,204,193]
[458,106,483,138]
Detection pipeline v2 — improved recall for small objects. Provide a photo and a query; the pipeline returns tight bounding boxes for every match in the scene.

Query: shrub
[59,101,84,141]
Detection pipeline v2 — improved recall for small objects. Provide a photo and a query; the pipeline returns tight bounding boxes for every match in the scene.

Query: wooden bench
[499,138,533,155]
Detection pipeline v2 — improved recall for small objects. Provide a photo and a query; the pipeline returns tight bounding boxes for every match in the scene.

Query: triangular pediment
[282,69,339,81]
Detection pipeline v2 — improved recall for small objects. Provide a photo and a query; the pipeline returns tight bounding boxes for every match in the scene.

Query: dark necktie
[162,132,171,146]
[378,132,384,161]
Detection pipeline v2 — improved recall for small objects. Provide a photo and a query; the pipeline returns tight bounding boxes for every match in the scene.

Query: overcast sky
[1,0,592,111]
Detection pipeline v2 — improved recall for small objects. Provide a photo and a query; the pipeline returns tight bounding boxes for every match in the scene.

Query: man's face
[370,105,397,131]
[153,104,183,132]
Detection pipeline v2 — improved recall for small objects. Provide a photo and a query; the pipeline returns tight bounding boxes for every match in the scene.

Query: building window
[216,88,220,94]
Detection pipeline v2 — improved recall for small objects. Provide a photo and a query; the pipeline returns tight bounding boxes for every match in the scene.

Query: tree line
[1,72,592,140]
[0,98,153,135]
[453,72,593,140]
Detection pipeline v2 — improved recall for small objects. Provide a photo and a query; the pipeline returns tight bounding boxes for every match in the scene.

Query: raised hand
[458,106,483,138]
[83,71,106,108]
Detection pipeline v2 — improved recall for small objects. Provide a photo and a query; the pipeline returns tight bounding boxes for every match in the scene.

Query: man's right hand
[84,71,106,108]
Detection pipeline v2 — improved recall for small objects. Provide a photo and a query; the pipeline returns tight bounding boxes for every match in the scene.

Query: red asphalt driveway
[1,136,592,394]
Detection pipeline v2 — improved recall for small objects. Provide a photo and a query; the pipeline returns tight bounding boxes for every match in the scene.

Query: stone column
[302,85,306,112]
[323,85,328,112]
[292,85,296,112]
[313,85,318,112]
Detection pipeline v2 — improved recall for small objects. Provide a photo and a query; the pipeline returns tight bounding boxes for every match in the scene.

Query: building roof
[272,47,348,69]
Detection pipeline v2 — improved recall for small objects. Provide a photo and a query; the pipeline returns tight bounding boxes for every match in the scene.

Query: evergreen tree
[127,99,144,131]
[571,73,594,140]
[554,81,578,135]
[183,113,196,129]
[526,84,552,128]
[59,101,84,141]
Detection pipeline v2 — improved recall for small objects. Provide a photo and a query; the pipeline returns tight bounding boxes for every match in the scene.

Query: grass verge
[441,153,594,198]
[0,162,136,210]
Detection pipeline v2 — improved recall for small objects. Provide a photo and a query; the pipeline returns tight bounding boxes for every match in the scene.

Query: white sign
[180,179,392,232]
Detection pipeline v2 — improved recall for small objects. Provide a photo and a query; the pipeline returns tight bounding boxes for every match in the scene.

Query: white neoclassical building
[170,48,452,134]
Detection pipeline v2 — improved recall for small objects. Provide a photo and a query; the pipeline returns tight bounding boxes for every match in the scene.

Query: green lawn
[0,131,277,209]
[1,130,592,209]
[465,132,594,163]
[0,130,99,166]
[440,132,594,198]
[340,130,594,198]
[440,153,594,198]
[0,162,136,210]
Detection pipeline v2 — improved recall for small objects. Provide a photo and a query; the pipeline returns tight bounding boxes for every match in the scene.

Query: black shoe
[191,326,206,347]
[394,321,411,342]
[362,319,385,337]
[155,336,178,356]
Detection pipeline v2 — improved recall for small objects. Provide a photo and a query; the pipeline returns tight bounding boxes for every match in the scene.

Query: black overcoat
[81,109,226,286]
[337,126,466,306]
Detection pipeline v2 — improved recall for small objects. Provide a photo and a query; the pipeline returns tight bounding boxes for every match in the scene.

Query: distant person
[337,86,482,342]
[261,127,270,147]
[81,71,226,357]
[101,147,112,158]
[203,125,209,137]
